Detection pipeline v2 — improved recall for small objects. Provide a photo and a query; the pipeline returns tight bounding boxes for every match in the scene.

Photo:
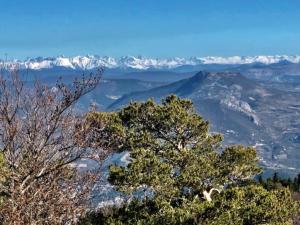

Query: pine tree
[273,172,279,183]
[82,95,299,225]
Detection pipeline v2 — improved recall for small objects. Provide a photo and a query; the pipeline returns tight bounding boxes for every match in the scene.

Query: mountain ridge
[2,55,300,71]
[107,71,300,174]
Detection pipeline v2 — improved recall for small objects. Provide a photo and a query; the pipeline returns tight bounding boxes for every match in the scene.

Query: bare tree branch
[0,68,109,225]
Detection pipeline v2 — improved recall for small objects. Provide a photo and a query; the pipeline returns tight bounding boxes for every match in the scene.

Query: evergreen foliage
[82,95,298,225]
[257,172,300,192]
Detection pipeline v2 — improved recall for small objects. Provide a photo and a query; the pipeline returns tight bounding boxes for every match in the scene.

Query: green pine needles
[81,95,298,225]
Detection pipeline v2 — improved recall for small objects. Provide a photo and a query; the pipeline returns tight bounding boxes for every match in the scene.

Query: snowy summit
[2,55,300,71]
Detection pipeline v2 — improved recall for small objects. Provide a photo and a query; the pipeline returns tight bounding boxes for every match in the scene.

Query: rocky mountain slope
[108,71,300,175]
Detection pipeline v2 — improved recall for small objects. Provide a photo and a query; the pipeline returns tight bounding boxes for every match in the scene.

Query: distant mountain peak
[191,71,243,81]
[1,55,300,71]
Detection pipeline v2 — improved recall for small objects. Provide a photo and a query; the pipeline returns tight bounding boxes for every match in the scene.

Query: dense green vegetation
[258,173,300,192]
[80,95,299,225]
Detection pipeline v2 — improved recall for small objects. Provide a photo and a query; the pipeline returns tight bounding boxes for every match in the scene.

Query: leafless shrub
[0,68,109,224]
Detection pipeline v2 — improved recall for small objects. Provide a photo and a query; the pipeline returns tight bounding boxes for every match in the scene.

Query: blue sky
[1,0,300,59]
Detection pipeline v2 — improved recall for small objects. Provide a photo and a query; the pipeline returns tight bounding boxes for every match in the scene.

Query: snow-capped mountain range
[2,55,300,71]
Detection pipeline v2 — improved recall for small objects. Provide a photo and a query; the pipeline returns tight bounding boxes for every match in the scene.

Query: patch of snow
[253,143,265,148]
[106,95,121,100]
[221,96,260,125]
[226,130,236,134]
